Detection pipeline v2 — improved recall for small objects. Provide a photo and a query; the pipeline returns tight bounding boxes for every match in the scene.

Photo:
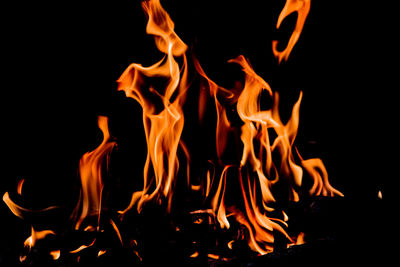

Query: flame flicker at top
[1,0,390,266]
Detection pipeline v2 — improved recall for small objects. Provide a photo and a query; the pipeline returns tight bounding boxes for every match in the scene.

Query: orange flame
[17,178,25,195]
[24,226,55,250]
[3,0,344,260]
[117,0,189,214]
[73,116,116,230]
[193,57,234,161]
[272,0,311,63]
[3,192,58,219]
[193,53,342,253]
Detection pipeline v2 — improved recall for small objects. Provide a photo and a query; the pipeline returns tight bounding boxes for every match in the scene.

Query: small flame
[97,250,107,257]
[190,251,199,258]
[3,192,57,219]
[272,0,311,63]
[17,178,25,195]
[72,116,116,230]
[50,250,61,260]
[24,226,55,250]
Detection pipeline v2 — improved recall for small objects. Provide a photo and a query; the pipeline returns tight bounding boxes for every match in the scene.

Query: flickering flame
[273,0,311,63]
[72,116,117,230]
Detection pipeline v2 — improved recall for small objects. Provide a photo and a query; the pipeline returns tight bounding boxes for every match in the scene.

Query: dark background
[0,0,395,263]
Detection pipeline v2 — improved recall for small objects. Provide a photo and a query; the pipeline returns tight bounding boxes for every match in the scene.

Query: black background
[0,0,395,263]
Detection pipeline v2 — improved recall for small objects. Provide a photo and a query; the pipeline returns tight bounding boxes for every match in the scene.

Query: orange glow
[72,116,116,231]
[272,0,311,63]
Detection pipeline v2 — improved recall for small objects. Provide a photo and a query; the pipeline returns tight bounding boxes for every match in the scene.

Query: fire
[72,115,117,231]
[117,0,189,214]
[273,0,311,63]
[24,226,55,250]
[3,0,344,263]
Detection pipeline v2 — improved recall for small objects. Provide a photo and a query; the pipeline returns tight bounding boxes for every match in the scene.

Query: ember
[1,0,389,266]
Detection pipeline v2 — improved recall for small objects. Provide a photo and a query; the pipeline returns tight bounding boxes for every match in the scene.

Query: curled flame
[272,0,311,63]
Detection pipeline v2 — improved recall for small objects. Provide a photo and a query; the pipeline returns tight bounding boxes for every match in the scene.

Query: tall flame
[117,0,189,213]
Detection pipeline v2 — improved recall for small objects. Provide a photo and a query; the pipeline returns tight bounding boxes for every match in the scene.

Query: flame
[97,250,107,257]
[24,226,55,250]
[211,166,231,229]
[50,250,61,260]
[193,57,234,161]
[114,0,341,255]
[17,178,25,195]
[4,0,345,261]
[3,192,58,219]
[117,0,189,214]
[69,239,96,254]
[300,157,344,197]
[193,54,342,254]
[73,116,117,230]
[272,0,311,63]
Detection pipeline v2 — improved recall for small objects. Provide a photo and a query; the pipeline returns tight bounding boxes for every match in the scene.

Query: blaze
[3,0,344,262]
